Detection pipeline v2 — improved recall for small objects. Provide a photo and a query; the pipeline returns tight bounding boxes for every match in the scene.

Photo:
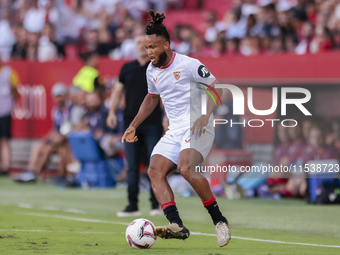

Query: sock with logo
[203,195,228,225]
[161,201,183,227]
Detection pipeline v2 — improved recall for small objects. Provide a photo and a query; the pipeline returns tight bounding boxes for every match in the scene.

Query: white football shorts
[151,127,214,165]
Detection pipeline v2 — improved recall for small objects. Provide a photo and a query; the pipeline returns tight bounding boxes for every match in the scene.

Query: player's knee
[147,165,161,180]
[178,164,191,180]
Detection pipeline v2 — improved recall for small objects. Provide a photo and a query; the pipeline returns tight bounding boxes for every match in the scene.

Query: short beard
[153,51,168,68]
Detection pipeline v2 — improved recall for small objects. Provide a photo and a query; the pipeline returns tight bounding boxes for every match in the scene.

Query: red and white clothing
[147,52,218,164]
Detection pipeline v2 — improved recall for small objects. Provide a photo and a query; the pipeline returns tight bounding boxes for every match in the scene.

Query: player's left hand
[191,115,209,137]
[121,125,138,143]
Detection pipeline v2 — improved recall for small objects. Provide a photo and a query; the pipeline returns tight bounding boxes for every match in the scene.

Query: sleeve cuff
[148,92,160,96]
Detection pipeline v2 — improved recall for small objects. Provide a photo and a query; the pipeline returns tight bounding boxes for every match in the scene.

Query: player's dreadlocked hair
[145,9,170,42]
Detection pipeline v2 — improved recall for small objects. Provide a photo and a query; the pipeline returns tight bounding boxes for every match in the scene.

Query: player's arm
[121,93,160,143]
[107,81,125,128]
[10,70,20,100]
[192,87,223,137]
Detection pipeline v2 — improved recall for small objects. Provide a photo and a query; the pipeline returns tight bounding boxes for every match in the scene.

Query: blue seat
[68,131,115,188]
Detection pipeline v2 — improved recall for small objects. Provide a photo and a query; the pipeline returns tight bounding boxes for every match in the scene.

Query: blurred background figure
[107,34,163,217]
[13,83,75,184]
[10,24,27,59]
[0,55,19,176]
[301,124,339,165]
[204,11,227,43]
[74,87,123,157]
[287,120,306,166]
[73,50,102,93]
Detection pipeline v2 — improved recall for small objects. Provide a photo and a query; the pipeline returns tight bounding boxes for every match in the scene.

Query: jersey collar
[160,52,176,69]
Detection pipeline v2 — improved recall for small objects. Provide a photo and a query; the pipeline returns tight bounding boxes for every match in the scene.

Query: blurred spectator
[332,118,340,153]
[109,28,136,60]
[73,50,102,92]
[295,21,314,54]
[69,85,86,127]
[274,124,292,166]
[13,83,75,183]
[26,32,39,60]
[282,124,340,198]
[266,124,291,195]
[38,34,58,62]
[40,22,65,58]
[266,37,284,54]
[287,120,306,166]
[174,25,193,55]
[277,10,298,52]
[80,19,116,56]
[189,33,211,57]
[301,116,317,142]
[23,0,45,33]
[204,11,227,43]
[262,5,280,39]
[119,0,148,19]
[226,7,247,39]
[309,25,332,53]
[240,35,261,56]
[226,37,240,55]
[107,34,163,216]
[0,10,15,60]
[75,87,123,157]
[247,13,264,37]
[211,36,226,57]
[301,124,339,164]
[11,24,27,59]
[0,55,19,176]
[77,88,109,136]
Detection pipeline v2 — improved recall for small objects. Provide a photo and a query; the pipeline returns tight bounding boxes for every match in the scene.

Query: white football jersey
[147,52,217,132]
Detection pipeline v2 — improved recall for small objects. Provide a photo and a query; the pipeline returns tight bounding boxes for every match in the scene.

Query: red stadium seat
[163,10,207,37]
[182,0,200,9]
[203,0,233,19]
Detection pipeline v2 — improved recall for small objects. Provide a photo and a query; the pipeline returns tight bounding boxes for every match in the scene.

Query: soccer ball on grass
[125,218,157,249]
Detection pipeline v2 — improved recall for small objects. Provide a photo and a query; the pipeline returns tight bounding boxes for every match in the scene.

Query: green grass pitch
[0,178,339,254]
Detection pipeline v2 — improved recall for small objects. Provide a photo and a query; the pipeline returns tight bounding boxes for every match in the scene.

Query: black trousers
[124,124,163,209]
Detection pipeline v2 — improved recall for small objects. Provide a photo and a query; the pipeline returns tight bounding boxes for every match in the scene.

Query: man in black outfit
[107,34,163,217]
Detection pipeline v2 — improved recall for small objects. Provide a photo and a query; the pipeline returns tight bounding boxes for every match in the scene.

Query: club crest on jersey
[198,65,210,78]
[173,71,181,81]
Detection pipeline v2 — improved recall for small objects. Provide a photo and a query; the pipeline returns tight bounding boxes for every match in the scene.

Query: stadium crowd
[1,0,340,61]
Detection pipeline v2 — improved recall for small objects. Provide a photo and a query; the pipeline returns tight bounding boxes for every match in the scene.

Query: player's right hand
[121,126,138,143]
[106,111,117,129]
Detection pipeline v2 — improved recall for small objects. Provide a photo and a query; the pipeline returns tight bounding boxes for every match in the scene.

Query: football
[125,218,157,249]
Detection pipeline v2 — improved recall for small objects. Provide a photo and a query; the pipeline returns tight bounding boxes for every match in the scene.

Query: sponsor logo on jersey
[173,71,181,81]
[198,65,210,78]
[153,77,158,83]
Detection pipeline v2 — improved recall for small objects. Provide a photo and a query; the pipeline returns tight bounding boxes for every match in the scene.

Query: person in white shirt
[204,11,227,43]
[121,10,231,247]
[23,0,46,33]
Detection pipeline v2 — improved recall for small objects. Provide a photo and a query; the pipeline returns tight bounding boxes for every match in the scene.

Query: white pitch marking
[17,212,340,249]
[18,212,129,225]
[63,208,87,214]
[41,206,60,211]
[0,229,123,235]
[190,232,340,248]
[17,203,33,208]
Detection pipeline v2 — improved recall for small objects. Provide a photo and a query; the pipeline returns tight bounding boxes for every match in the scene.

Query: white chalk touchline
[190,232,340,248]
[17,212,340,249]
[18,212,129,225]
[0,229,123,235]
